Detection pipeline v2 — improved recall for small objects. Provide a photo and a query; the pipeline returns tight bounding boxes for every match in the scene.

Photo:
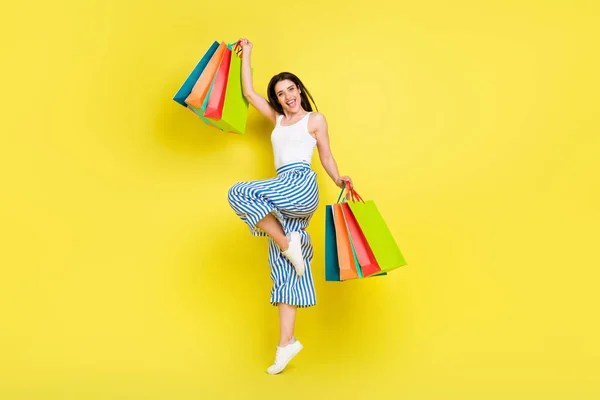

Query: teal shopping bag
[173,41,220,107]
[325,204,340,281]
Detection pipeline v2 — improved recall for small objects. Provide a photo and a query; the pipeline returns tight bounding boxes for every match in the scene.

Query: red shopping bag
[203,46,232,119]
[341,199,383,277]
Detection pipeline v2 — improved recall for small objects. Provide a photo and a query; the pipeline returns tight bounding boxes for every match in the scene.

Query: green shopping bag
[198,47,237,132]
[346,188,407,273]
[217,42,250,134]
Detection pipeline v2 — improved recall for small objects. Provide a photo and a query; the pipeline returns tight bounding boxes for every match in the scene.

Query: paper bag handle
[336,182,365,204]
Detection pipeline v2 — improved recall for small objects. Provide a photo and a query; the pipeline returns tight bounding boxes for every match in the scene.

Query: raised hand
[238,38,253,53]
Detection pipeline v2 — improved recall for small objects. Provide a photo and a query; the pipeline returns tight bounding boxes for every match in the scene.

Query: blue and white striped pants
[227,162,319,308]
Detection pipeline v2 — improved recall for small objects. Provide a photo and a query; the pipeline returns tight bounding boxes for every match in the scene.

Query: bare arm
[312,112,353,189]
[239,39,278,126]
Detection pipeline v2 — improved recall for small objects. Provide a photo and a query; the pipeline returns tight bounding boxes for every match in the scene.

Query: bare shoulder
[309,111,327,123]
[308,112,328,135]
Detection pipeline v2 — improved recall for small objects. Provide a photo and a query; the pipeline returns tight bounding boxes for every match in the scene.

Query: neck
[284,109,307,119]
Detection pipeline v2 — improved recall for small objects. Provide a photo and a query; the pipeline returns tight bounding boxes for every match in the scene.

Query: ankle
[279,336,296,347]
[279,235,290,252]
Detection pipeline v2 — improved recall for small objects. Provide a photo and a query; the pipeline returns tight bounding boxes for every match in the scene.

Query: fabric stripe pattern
[227,161,319,308]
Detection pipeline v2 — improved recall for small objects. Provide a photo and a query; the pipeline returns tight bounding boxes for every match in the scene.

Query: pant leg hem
[246,208,286,237]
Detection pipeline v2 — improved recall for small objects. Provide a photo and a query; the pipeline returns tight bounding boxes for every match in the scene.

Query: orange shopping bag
[204,46,232,119]
[184,42,227,109]
[333,203,361,280]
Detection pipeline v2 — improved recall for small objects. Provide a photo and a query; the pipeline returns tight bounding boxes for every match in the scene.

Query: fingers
[339,177,353,189]
[345,177,354,189]
[335,176,354,190]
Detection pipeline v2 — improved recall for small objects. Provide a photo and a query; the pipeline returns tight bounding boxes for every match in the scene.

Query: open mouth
[286,99,296,107]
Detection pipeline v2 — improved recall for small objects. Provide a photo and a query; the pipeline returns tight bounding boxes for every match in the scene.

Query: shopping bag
[187,73,224,130]
[172,41,220,108]
[185,104,222,131]
[185,42,227,109]
[194,79,236,132]
[346,188,407,273]
[338,185,385,279]
[325,204,341,282]
[325,185,387,282]
[218,43,250,134]
[333,203,362,280]
[341,201,383,277]
[185,42,229,130]
[198,45,238,133]
[203,45,232,119]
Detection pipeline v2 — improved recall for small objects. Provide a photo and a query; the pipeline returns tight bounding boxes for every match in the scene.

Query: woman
[227,38,353,375]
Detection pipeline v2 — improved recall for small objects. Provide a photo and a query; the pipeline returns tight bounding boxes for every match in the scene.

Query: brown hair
[267,72,318,115]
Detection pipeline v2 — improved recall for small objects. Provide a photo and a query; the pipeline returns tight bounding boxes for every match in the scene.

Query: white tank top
[271,112,317,170]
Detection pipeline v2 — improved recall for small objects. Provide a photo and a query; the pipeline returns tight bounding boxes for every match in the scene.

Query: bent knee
[227,182,248,203]
[227,183,240,202]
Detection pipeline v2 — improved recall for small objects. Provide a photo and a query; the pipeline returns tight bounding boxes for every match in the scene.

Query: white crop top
[271,112,317,170]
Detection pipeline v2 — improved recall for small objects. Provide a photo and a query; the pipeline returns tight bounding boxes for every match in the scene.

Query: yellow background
[1,0,599,398]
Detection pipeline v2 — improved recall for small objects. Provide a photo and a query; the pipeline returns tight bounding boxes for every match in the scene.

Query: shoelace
[272,347,284,366]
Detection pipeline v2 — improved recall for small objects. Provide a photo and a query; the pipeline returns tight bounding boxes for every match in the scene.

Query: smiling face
[274,79,302,114]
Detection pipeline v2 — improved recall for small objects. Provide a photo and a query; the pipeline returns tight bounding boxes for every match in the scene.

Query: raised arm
[239,38,278,126]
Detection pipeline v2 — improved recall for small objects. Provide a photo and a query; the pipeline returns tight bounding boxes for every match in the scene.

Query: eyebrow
[277,85,295,95]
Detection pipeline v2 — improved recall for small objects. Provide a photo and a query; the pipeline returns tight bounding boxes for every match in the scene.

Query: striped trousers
[227,162,319,308]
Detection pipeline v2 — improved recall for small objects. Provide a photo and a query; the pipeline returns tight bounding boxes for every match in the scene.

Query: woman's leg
[266,302,303,374]
[228,183,305,273]
[257,213,305,276]
[256,213,288,251]
[277,303,297,346]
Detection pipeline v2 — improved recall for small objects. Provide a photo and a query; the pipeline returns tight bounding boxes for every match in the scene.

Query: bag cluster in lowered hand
[325,184,407,281]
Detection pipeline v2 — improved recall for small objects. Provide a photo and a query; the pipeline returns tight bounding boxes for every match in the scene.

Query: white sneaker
[266,340,303,375]
[282,231,305,276]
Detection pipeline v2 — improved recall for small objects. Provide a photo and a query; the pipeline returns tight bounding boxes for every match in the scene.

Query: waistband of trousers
[276,161,312,175]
